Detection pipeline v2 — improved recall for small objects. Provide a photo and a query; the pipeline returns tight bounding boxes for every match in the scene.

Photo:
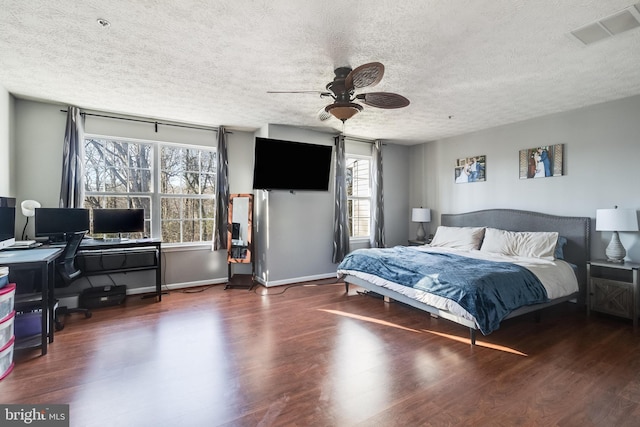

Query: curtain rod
[337,134,386,146]
[339,134,374,144]
[60,109,224,133]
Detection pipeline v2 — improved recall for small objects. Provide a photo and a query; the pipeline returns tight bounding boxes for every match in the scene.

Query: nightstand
[587,260,640,330]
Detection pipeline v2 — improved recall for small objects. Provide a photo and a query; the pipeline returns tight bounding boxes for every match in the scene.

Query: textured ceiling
[1,1,640,145]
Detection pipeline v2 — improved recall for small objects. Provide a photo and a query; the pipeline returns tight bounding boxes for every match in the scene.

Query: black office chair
[54,231,92,330]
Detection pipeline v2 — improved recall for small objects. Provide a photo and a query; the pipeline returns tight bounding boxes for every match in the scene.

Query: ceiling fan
[269,62,410,122]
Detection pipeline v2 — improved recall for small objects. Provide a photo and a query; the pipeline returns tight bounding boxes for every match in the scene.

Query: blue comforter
[337,246,549,335]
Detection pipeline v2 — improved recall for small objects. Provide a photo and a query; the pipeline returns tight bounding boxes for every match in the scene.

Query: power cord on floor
[178,284,218,294]
[146,277,343,297]
[251,277,343,296]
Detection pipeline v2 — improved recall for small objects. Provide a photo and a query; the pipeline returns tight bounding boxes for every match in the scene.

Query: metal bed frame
[343,209,591,345]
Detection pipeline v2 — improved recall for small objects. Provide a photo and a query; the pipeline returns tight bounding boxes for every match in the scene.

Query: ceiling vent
[569,3,640,45]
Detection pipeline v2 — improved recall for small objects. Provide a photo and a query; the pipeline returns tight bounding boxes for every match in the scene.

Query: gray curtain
[214,126,229,250]
[370,140,385,248]
[59,106,85,208]
[332,134,349,263]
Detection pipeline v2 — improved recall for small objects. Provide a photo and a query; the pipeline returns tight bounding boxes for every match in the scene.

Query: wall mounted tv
[252,137,333,191]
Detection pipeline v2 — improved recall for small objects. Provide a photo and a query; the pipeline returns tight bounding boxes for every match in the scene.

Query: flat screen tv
[92,209,145,234]
[252,137,333,191]
[0,197,16,250]
[35,208,90,242]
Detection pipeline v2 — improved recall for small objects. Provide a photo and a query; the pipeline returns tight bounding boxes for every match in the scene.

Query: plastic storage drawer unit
[0,336,14,381]
[0,311,14,349]
[0,283,16,321]
[0,266,8,289]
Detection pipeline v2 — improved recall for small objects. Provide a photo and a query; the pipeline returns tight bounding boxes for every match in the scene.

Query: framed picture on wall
[518,144,564,179]
[455,155,486,184]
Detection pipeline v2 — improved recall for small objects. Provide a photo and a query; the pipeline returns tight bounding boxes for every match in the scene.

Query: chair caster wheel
[55,321,65,331]
[85,312,92,319]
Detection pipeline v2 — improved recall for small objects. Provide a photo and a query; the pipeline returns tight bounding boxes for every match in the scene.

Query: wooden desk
[0,247,63,355]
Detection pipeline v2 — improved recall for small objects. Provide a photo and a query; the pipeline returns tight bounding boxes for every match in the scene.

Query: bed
[337,209,591,344]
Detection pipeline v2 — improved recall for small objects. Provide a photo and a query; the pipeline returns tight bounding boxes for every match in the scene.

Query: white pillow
[480,227,559,260]
[429,226,486,250]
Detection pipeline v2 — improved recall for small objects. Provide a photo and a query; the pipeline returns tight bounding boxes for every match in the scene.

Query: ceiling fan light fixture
[326,102,363,121]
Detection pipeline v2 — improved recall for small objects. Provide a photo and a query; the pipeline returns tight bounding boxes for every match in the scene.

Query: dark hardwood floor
[2,279,640,426]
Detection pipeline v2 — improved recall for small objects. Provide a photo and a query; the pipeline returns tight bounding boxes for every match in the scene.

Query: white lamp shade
[21,199,41,217]
[596,208,639,232]
[412,208,431,223]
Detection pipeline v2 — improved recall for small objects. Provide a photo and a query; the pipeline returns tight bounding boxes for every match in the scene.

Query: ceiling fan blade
[345,62,384,90]
[267,90,332,97]
[356,92,410,109]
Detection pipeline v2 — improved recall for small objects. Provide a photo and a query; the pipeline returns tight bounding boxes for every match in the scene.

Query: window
[159,146,216,243]
[84,136,216,244]
[346,156,371,239]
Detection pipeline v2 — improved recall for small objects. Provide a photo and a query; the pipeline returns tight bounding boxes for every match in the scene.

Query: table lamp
[596,206,639,263]
[411,207,431,241]
[20,199,41,240]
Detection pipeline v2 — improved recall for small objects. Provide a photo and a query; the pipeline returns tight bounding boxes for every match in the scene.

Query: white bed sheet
[338,246,579,328]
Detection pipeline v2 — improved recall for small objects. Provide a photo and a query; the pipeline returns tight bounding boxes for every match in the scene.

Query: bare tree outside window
[84,137,216,243]
[160,146,215,243]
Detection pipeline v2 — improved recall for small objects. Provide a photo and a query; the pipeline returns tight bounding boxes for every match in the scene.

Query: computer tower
[79,285,127,309]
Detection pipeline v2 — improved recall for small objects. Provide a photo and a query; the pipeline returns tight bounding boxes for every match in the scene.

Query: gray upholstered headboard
[441,209,591,305]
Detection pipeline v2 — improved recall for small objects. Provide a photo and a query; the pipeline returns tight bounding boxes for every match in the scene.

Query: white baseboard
[255,272,337,288]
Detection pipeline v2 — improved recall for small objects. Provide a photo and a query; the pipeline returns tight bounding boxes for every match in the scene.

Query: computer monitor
[0,197,16,250]
[34,208,90,242]
[92,209,145,235]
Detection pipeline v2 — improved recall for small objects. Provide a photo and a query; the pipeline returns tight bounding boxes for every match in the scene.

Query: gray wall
[381,142,411,247]
[11,93,637,286]
[14,100,66,210]
[11,99,254,295]
[0,87,12,196]
[254,125,337,286]
[9,93,640,287]
[8,100,412,291]
[410,94,640,262]
[254,125,411,286]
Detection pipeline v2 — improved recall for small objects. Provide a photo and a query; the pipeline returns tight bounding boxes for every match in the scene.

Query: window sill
[350,237,370,243]
[349,238,371,251]
[161,242,218,253]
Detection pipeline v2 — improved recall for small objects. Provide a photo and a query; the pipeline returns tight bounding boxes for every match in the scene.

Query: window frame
[345,153,372,241]
[83,133,217,246]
